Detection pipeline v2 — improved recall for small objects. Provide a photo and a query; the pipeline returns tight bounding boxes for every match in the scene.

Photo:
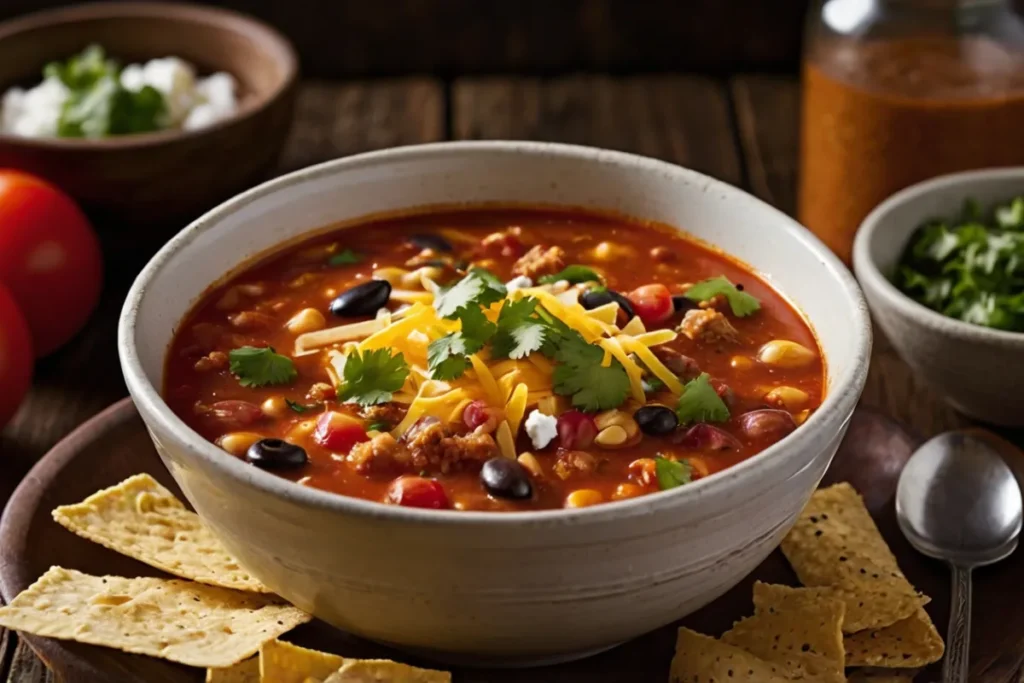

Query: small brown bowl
[0,2,298,241]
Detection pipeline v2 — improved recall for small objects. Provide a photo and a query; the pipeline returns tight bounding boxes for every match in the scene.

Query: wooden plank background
[0,71,987,681]
[0,0,810,76]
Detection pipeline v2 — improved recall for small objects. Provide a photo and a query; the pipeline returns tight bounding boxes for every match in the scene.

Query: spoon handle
[943,565,972,683]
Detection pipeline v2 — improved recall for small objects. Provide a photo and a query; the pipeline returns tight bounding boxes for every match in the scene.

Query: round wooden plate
[2,399,1023,682]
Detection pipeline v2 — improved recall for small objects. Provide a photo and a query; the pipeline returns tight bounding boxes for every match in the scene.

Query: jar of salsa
[799,0,1024,263]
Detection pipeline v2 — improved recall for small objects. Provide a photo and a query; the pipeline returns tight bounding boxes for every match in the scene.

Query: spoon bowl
[896,431,1023,683]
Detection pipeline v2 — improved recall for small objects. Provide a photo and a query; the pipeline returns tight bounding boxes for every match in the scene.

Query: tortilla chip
[52,474,269,593]
[260,639,345,683]
[722,582,845,682]
[846,607,945,668]
[847,668,919,682]
[208,657,260,683]
[780,483,927,632]
[0,566,310,668]
[669,628,793,682]
[322,660,451,683]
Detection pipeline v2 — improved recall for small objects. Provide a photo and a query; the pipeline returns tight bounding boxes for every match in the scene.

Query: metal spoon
[896,432,1023,683]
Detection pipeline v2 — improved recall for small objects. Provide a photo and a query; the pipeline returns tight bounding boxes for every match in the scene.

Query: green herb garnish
[643,377,665,393]
[654,456,692,490]
[47,45,166,138]
[684,276,761,317]
[433,267,507,319]
[538,265,603,285]
[675,373,730,425]
[286,399,320,414]
[427,306,497,380]
[337,348,410,407]
[328,249,363,266]
[490,297,551,360]
[551,331,630,412]
[228,347,297,388]
[368,421,390,432]
[896,196,1024,332]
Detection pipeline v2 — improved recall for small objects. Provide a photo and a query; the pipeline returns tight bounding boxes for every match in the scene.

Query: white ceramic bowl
[853,167,1024,428]
[119,142,870,665]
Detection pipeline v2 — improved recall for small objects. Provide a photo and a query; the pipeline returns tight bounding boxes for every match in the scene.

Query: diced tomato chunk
[315,411,369,453]
[627,284,674,325]
[556,410,598,450]
[386,476,450,509]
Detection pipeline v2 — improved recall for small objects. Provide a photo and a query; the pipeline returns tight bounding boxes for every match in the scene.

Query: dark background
[0,0,813,77]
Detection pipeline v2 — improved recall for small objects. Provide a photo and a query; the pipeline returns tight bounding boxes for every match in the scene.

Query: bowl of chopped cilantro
[853,167,1024,426]
[0,2,297,230]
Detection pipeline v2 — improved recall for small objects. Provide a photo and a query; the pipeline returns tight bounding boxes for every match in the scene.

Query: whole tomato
[0,170,102,356]
[0,280,33,428]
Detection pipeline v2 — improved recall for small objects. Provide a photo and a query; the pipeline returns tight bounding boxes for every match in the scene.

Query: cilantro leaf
[368,421,390,432]
[328,249,363,266]
[675,373,730,425]
[427,306,496,380]
[286,399,320,414]
[538,265,603,285]
[45,44,114,90]
[229,347,297,388]
[551,333,630,411]
[433,268,507,319]
[643,377,665,393]
[490,297,550,359]
[338,348,410,406]
[684,276,761,317]
[654,456,692,490]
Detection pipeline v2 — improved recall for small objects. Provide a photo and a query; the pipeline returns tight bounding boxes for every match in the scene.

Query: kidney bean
[209,400,263,428]
[737,409,797,441]
[676,423,743,451]
[556,410,598,450]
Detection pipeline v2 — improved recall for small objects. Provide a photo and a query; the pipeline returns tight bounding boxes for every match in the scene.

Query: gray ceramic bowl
[119,141,871,665]
[853,167,1024,427]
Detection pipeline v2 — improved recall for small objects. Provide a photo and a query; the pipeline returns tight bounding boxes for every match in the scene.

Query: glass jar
[798,0,1024,263]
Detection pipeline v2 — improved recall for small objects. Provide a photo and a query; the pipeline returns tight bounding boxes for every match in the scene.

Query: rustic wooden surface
[0,74,995,680]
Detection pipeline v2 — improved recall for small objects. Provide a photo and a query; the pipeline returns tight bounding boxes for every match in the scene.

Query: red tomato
[626,284,673,325]
[556,410,597,450]
[0,170,102,356]
[0,281,33,428]
[386,476,450,509]
[314,411,369,452]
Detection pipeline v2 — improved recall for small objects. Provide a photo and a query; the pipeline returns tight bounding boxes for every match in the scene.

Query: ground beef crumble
[678,308,740,344]
[511,245,566,279]
[348,421,497,475]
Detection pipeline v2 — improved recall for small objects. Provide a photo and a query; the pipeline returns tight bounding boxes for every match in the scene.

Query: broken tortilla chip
[208,657,260,683]
[669,628,793,682]
[322,659,451,682]
[845,607,945,668]
[780,483,927,632]
[52,474,269,593]
[722,582,846,682]
[260,639,345,683]
[0,566,310,668]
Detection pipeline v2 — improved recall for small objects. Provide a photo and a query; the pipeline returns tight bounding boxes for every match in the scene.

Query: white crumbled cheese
[0,54,238,138]
[505,275,533,292]
[524,410,558,450]
[1,77,68,138]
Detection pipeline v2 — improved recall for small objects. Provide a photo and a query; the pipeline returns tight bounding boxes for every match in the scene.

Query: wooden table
[0,74,978,681]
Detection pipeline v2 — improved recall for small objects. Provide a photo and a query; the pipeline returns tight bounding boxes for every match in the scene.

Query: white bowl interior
[131,143,866,412]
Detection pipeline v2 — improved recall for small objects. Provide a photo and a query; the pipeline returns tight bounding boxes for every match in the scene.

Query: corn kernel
[217,432,263,457]
[730,355,755,371]
[612,483,644,501]
[565,489,603,508]
[286,307,326,335]
[517,452,543,477]
[261,396,290,418]
[764,386,810,411]
[595,425,629,447]
[757,340,817,368]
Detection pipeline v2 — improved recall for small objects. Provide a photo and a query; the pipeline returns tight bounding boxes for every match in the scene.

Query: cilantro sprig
[684,276,761,317]
[338,348,410,407]
[490,297,551,359]
[538,265,603,285]
[675,373,730,425]
[228,347,297,388]
[896,196,1024,332]
[551,331,631,411]
[433,267,507,318]
[328,249,363,266]
[655,456,692,490]
[428,307,496,380]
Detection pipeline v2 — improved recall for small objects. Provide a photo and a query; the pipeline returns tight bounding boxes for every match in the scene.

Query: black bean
[246,438,308,470]
[480,457,533,500]
[672,295,699,313]
[329,280,391,317]
[408,234,453,252]
[580,288,636,320]
[634,405,679,436]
